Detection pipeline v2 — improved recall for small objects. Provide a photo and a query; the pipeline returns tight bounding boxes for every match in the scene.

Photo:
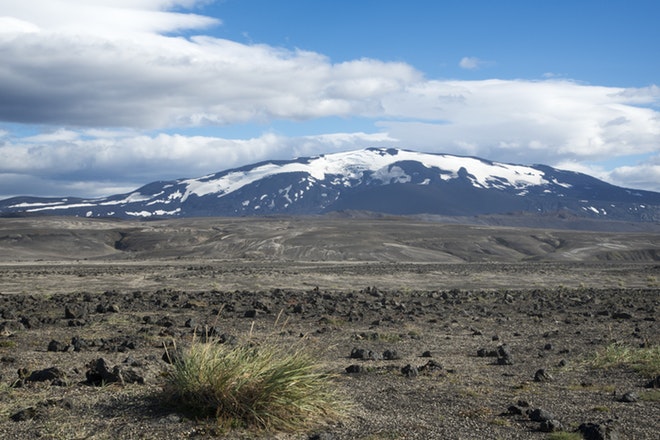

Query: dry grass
[589,343,660,378]
[163,335,346,432]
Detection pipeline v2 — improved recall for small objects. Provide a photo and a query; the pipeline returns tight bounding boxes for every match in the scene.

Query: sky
[0,0,659,200]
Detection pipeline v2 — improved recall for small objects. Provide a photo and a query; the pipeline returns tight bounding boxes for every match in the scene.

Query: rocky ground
[0,218,658,439]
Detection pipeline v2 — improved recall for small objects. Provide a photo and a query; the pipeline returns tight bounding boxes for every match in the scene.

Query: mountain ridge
[1,147,659,222]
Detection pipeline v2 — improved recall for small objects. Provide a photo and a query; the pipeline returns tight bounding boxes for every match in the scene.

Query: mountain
[1,147,659,222]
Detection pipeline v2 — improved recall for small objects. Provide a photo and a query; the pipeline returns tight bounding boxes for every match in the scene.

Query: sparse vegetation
[589,343,660,378]
[163,337,345,432]
[547,432,582,440]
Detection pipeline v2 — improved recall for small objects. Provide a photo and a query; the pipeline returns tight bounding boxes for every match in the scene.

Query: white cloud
[0,1,659,198]
[0,130,396,198]
[608,160,660,193]
[459,56,486,70]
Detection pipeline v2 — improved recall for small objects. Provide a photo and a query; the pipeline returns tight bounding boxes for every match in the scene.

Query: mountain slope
[1,147,659,221]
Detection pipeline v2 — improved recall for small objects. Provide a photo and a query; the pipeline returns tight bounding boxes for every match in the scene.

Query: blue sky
[0,0,659,199]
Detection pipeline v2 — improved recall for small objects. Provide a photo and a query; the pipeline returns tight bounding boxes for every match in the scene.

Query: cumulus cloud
[0,2,420,128]
[0,130,396,198]
[0,1,659,197]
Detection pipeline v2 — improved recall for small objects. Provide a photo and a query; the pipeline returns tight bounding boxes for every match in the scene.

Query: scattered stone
[349,347,381,360]
[10,407,37,422]
[25,366,67,385]
[506,405,523,415]
[534,368,554,382]
[382,349,399,360]
[578,422,621,440]
[421,350,432,357]
[611,311,632,320]
[528,408,555,422]
[47,339,69,352]
[10,398,73,422]
[401,364,418,378]
[496,344,514,365]
[64,305,88,320]
[345,364,364,374]
[644,375,660,389]
[0,320,24,336]
[539,419,564,432]
[477,348,498,357]
[85,358,144,386]
[619,391,638,403]
[418,360,443,374]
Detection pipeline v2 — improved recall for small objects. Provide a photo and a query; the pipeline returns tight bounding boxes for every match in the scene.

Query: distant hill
[1,147,659,222]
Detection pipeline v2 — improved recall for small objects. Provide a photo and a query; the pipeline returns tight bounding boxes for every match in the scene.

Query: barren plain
[0,216,658,439]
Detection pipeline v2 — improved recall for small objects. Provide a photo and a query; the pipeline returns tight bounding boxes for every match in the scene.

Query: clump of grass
[639,389,660,402]
[547,432,582,440]
[589,343,660,378]
[163,338,345,432]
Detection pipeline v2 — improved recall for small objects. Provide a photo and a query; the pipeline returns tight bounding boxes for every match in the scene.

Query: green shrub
[163,339,345,431]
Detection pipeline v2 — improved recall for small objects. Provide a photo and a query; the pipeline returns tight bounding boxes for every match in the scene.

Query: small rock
[578,422,621,440]
[496,344,514,365]
[477,348,498,357]
[619,391,638,402]
[345,365,364,374]
[534,368,554,382]
[85,358,144,386]
[506,405,523,415]
[528,408,555,422]
[243,309,257,318]
[401,364,418,378]
[539,419,563,432]
[611,311,632,320]
[382,349,399,360]
[47,339,69,352]
[421,350,432,357]
[644,375,660,388]
[64,305,88,320]
[26,366,67,384]
[10,407,37,422]
[418,360,443,374]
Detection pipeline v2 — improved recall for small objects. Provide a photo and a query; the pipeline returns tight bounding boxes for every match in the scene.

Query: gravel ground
[0,260,658,439]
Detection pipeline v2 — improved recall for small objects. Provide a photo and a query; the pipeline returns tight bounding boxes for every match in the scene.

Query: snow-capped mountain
[1,148,659,221]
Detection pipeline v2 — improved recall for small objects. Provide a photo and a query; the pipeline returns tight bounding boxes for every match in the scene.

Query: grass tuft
[163,338,346,432]
[547,432,582,440]
[589,343,660,378]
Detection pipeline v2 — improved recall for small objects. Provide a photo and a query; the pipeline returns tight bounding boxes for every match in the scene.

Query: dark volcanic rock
[534,368,554,382]
[496,344,514,365]
[345,364,364,374]
[539,419,564,432]
[528,408,555,422]
[85,358,144,386]
[47,339,69,352]
[26,366,67,385]
[618,391,638,403]
[578,422,621,440]
[644,375,660,388]
[401,364,418,378]
[382,349,400,360]
[65,305,88,320]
